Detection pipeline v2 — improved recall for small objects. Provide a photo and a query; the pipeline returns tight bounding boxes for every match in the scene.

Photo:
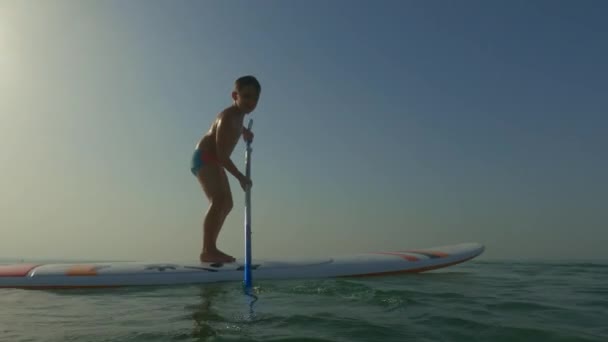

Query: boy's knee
[224,197,233,214]
[210,196,232,214]
[210,197,226,210]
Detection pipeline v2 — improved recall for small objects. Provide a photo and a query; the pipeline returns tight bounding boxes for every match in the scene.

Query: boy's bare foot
[216,249,236,261]
[200,250,236,263]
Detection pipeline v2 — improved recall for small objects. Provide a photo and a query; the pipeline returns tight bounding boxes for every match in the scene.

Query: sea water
[1,260,606,342]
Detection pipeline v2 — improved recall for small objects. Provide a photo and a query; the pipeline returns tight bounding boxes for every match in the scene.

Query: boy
[190,75,260,263]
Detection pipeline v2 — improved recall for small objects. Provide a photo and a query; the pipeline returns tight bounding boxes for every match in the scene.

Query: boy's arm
[215,116,244,180]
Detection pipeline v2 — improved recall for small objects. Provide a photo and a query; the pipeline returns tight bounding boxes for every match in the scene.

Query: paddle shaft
[244,119,253,290]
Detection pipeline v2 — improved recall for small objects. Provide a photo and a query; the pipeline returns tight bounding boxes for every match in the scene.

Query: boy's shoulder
[217,105,242,124]
[211,106,242,135]
[216,105,237,118]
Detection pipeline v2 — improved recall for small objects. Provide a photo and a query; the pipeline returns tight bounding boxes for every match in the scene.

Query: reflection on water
[190,284,260,341]
[191,285,223,340]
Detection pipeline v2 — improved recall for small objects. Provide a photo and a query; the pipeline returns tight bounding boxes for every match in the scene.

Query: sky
[1,0,607,262]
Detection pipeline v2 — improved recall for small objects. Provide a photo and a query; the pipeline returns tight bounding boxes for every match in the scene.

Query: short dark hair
[235,75,261,94]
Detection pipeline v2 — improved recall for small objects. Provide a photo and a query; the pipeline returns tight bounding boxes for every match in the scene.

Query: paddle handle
[244,118,253,291]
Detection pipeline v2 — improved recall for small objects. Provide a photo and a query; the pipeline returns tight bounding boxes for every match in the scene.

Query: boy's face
[233,85,260,113]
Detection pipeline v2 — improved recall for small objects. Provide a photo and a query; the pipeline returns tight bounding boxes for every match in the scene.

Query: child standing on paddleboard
[191,76,260,263]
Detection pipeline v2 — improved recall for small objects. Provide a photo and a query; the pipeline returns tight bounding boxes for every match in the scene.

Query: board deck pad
[0,242,484,289]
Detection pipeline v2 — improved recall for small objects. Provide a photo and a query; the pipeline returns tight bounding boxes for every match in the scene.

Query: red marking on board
[0,264,39,277]
[372,252,420,261]
[339,254,478,278]
[402,250,449,258]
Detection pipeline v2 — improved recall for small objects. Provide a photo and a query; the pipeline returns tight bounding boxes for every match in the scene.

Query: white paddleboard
[0,242,484,289]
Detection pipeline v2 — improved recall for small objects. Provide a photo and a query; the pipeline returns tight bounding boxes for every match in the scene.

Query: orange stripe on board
[372,252,419,261]
[65,265,98,276]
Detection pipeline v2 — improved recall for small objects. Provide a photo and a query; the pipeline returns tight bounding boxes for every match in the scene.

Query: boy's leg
[197,163,234,263]
[209,168,234,260]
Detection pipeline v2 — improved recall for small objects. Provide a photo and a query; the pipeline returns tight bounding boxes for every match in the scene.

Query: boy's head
[232,75,261,114]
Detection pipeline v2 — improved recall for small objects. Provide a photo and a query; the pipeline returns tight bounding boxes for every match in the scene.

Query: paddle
[243,118,253,293]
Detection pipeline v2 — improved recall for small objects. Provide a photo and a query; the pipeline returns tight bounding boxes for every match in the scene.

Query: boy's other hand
[239,174,252,192]
[243,128,254,143]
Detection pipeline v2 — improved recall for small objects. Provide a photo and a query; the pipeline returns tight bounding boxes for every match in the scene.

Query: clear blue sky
[1,0,606,261]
